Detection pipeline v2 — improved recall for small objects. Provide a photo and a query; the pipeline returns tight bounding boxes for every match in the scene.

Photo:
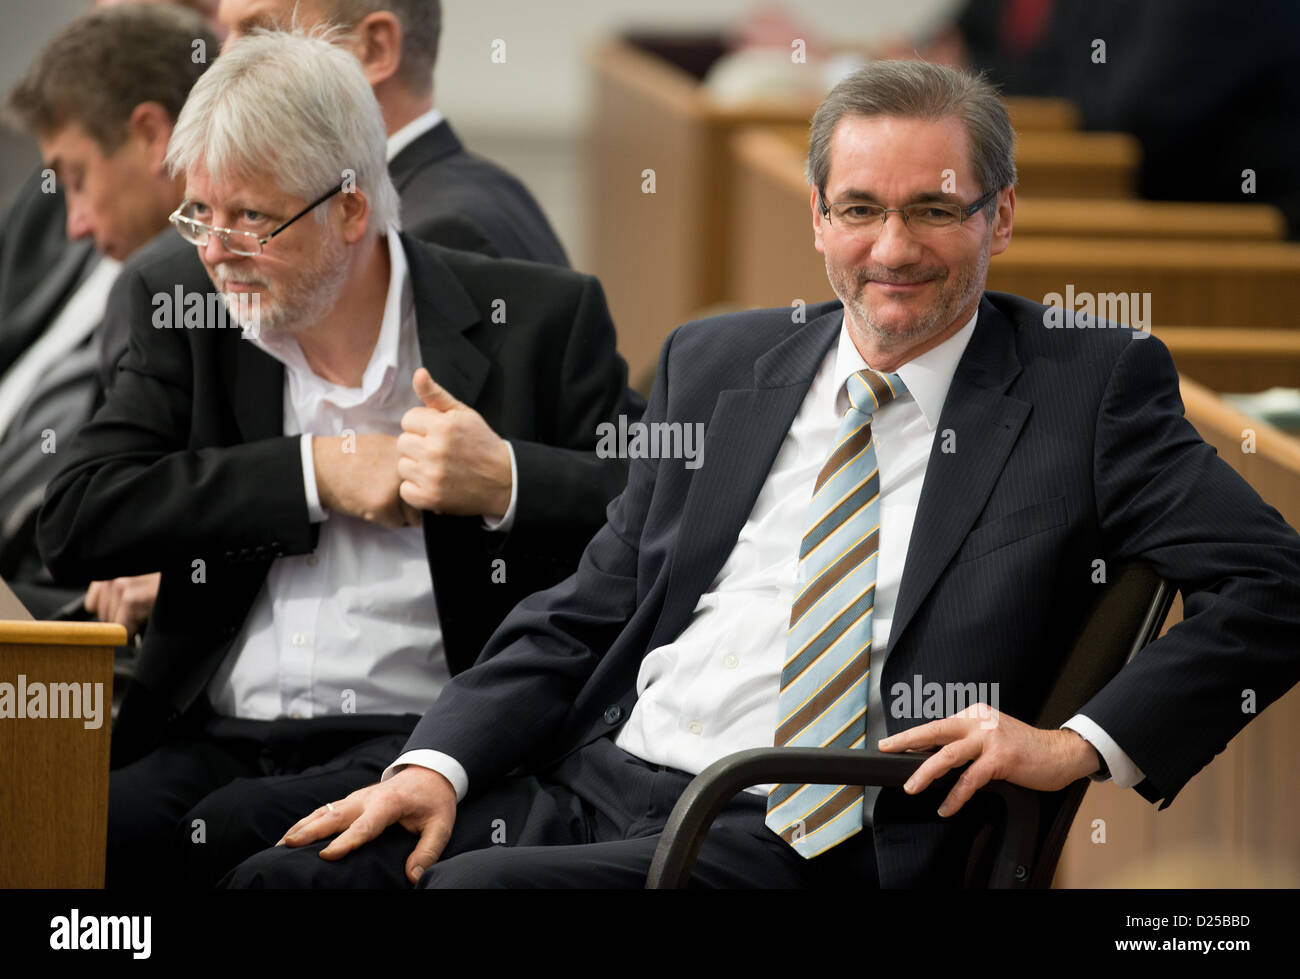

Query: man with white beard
[38,27,636,888]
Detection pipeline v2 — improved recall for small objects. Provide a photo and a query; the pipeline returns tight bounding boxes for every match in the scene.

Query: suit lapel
[388,121,464,194]
[397,233,491,575]
[3,240,96,360]
[888,296,1030,651]
[227,336,285,441]
[646,308,843,652]
[400,233,490,405]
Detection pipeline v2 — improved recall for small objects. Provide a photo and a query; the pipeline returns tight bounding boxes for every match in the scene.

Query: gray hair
[165,26,401,233]
[317,0,441,95]
[807,61,1016,215]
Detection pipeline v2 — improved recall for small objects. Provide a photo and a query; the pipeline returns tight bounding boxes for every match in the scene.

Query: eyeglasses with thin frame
[819,187,999,236]
[168,183,345,256]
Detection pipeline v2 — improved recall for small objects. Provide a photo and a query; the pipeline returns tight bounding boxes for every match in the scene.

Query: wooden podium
[0,619,125,887]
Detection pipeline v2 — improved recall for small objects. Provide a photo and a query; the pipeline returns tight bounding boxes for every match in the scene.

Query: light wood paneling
[0,621,122,887]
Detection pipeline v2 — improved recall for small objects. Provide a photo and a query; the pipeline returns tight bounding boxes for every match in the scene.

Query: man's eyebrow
[239,14,278,32]
[830,188,963,205]
[189,196,275,214]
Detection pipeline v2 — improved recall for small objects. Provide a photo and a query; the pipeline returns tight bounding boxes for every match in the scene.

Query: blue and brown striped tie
[765,368,907,858]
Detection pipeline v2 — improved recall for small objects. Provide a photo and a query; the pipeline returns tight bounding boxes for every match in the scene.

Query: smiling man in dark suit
[227,59,1300,889]
[37,27,633,888]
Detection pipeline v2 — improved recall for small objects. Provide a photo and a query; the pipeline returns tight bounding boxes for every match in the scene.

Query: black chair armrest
[646,747,1043,888]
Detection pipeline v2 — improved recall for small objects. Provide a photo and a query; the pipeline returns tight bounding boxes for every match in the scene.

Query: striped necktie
[765,368,907,858]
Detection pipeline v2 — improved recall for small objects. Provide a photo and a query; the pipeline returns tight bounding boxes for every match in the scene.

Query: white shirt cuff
[300,434,327,523]
[481,440,517,533]
[382,749,469,802]
[1061,714,1145,789]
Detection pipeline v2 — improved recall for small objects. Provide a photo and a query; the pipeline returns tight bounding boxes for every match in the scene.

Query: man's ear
[352,11,403,88]
[989,185,1015,257]
[339,185,372,244]
[127,102,175,176]
[811,185,827,255]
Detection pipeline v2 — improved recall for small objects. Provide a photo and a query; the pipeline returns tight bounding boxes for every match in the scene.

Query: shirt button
[291,632,306,647]
[603,704,622,724]
[688,721,703,735]
[305,554,319,567]
[723,654,739,669]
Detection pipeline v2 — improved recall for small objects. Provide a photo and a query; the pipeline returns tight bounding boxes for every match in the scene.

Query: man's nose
[65,198,93,243]
[868,210,924,267]
[201,231,240,267]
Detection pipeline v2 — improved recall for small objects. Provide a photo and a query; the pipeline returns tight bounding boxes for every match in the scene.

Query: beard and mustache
[824,246,990,346]
[210,230,350,337]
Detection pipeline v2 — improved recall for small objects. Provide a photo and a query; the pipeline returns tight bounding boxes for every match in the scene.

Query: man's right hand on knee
[277,767,457,885]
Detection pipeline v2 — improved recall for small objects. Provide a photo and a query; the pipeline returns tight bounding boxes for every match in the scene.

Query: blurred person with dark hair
[0,3,218,617]
[96,0,228,40]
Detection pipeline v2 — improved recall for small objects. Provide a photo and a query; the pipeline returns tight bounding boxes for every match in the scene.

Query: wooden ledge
[0,621,128,647]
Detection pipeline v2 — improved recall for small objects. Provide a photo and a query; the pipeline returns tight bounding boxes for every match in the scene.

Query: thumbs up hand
[397,367,513,517]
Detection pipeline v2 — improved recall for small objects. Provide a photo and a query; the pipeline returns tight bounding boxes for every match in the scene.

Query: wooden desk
[763,123,1142,200]
[1156,327,1300,391]
[986,237,1300,328]
[1014,197,1285,241]
[0,621,125,887]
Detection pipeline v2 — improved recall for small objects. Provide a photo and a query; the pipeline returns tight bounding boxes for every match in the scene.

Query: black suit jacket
[390,120,569,266]
[400,291,1300,886]
[38,232,633,764]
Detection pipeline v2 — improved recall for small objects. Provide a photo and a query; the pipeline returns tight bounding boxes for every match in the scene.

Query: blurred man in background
[0,3,218,616]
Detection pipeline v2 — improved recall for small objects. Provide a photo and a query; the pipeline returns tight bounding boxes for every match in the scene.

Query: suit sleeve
[1080,334,1300,808]
[400,327,672,786]
[496,273,642,563]
[36,266,316,581]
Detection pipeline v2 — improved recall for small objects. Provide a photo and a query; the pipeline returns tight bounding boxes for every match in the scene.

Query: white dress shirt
[0,254,120,436]
[392,310,1143,798]
[207,226,517,719]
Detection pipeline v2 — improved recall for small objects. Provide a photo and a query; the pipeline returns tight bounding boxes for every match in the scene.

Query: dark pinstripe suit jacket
[405,290,1300,886]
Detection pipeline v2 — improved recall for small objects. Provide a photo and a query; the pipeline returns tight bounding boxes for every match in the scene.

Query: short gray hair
[807,61,1016,215]
[319,0,441,95]
[165,26,400,234]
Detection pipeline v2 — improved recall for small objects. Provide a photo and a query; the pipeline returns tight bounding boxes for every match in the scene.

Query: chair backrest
[964,562,1173,886]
